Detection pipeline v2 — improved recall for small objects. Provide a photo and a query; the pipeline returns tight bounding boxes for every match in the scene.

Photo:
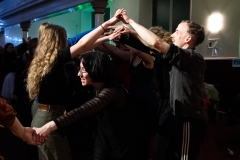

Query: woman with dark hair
[33,51,142,160]
[27,9,124,160]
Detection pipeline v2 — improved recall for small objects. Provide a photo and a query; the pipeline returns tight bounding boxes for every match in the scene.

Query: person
[0,97,41,145]
[33,51,144,160]
[2,43,16,77]
[97,35,157,159]
[119,10,207,160]
[30,23,97,118]
[26,9,124,160]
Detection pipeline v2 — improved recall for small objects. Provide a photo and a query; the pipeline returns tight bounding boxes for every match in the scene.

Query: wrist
[47,121,57,131]
[102,22,110,30]
[128,19,134,24]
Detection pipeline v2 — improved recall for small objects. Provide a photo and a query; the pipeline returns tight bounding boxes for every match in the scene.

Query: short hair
[182,20,205,46]
[149,26,172,43]
[79,51,114,83]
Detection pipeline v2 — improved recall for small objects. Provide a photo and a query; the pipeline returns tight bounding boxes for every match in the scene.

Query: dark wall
[152,0,190,32]
[204,60,240,111]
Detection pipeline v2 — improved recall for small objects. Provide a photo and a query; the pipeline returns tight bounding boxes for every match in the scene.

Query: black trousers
[156,115,208,160]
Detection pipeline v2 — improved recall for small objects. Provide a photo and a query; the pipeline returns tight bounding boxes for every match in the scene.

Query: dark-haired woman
[33,51,143,160]
[27,9,124,160]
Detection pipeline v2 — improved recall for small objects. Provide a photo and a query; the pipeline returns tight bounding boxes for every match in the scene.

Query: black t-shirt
[38,48,72,105]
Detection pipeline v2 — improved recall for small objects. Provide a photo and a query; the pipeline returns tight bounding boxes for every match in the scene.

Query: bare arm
[121,10,170,54]
[126,45,154,69]
[9,118,42,145]
[102,43,132,62]
[70,9,124,58]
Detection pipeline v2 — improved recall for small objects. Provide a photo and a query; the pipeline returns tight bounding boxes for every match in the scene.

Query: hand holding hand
[119,25,132,35]
[107,8,125,25]
[33,121,57,143]
[120,10,130,24]
[22,127,42,145]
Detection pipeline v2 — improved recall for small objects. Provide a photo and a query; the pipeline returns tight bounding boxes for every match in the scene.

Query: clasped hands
[102,9,132,41]
[24,121,56,145]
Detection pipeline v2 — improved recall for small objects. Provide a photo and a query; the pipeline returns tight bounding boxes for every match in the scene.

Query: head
[28,37,38,58]
[149,26,172,43]
[171,20,205,49]
[4,43,15,53]
[36,24,67,56]
[78,51,114,87]
[38,22,50,41]
[16,42,28,56]
[27,24,67,100]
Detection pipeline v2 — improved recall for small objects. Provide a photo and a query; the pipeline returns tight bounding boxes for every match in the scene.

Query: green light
[42,1,113,20]
[76,3,92,10]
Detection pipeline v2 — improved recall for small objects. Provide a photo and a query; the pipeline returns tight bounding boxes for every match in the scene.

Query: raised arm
[101,43,132,62]
[120,10,170,54]
[126,45,154,69]
[70,9,124,58]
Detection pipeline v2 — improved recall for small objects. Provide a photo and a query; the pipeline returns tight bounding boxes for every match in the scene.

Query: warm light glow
[207,13,223,33]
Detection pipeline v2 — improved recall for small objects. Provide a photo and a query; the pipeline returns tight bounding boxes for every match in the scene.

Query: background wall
[110,0,152,29]
[191,0,240,57]
[2,7,94,47]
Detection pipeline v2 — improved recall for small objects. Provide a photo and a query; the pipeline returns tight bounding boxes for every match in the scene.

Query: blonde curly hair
[149,26,172,43]
[27,24,67,100]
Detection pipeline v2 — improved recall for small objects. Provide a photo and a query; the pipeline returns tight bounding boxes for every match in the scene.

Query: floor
[0,122,240,160]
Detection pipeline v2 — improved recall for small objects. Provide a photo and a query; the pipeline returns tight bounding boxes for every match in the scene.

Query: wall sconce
[207,12,223,33]
[207,13,223,56]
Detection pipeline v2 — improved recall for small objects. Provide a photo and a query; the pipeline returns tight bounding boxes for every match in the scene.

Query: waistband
[38,103,65,112]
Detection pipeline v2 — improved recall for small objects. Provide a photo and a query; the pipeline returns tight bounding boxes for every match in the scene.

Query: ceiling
[0,0,92,29]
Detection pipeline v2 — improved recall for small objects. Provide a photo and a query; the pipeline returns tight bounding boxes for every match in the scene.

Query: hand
[120,10,130,24]
[119,25,132,35]
[107,9,124,25]
[108,31,121,41]
[22,127,42,145]
[33,121,57,143]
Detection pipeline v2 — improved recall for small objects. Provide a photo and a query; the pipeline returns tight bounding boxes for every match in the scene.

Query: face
[6,44,15,53]
[171,22,191,48]
[78,62,93,86]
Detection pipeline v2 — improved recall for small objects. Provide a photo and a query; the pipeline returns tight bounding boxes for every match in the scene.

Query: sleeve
[53,87,122,129]
[0,98,16,128]
[59,47,72,64]
[67,27,97,47]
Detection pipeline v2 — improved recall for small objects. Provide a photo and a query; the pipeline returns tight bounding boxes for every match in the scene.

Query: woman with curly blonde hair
[27,9,123,160]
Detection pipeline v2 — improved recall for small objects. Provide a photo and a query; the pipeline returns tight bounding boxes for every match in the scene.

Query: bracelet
[100,25,106,32]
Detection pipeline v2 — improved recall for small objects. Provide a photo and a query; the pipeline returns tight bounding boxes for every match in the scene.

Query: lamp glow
[207,13,223,33]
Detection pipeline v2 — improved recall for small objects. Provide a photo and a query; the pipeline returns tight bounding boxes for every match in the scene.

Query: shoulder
[58,47,72,62]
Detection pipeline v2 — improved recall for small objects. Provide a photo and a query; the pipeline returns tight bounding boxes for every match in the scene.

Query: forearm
[9,118,25,139]
[92,36,110,49]
[119,34,151,54]
[128,19,158,48]
[102,43,130,61]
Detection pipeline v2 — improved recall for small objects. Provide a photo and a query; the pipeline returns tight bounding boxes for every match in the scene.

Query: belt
[38,103,65,112]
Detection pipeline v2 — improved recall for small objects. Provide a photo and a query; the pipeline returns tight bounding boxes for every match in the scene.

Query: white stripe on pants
[181,122,190,160]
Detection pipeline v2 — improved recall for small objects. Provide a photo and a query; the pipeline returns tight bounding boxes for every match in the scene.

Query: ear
[185,35,192,43]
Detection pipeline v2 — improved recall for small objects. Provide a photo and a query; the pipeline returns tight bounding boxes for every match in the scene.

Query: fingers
[32,127,48,144]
